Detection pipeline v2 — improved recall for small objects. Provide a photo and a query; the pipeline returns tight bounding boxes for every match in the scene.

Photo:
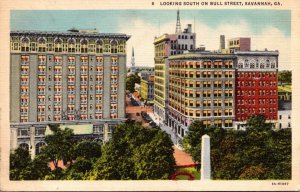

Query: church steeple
[130,47,136,74]
[175,9,182,34]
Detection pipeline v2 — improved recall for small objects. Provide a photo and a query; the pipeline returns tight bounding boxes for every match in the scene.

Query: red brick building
[234,51,279,129]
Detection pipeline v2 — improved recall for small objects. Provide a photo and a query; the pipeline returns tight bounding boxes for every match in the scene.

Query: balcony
[80,100,87,104]
[38,71,46,75]
[80,90,87,94]
[54,101,61,105]
[21,61,29,65]
[68,91,75,95]
[96,100,102,104]
[68,71,75,75]
[68,62,75,65]
[68,100,75,104]
[111,100,117,104]
[38,111,45,115]
[38,91,45,95]
[111,90,117,94]
[54,111,61,115]
[54,91,61,95]
[54,71,62,75]
[21,102,28,106]
[96,71,103,75]
[38,61,46,65]
[21,71,29,75]
[54,61,62,65]
[111,109,117,113]
[38,101,45,105]
[68,81,75,85]
[81,81,87,85]
[80,71,88,75]
[111,81,118,85]
[37,81,45,85]
[21,81,29,85]
[54,81,62,85]
[21,92,29,96]
[80,110,87,114]
[95,81,102,85]
[68,110,75,114]
[95,110,102,113]
[96,90,102,94]
[111,71,118,75]
[20,112,28,116]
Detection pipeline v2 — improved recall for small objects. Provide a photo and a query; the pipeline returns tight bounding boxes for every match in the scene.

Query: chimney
[220,35,225,50]
[187,24,192,33]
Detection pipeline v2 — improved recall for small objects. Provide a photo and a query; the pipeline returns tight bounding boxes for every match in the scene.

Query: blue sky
[11,10,290,36]
[11,10,291,69]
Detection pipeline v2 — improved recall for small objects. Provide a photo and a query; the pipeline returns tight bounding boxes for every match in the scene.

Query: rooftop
[11,29,131,39]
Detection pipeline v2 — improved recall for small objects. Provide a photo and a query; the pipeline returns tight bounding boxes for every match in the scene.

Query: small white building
[278,101,291,129]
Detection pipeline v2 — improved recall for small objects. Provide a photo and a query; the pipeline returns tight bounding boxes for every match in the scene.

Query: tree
[278,70,291,85]
[10,147,32,180]
[246,114,272,131]
[126,74,141,93]
[133,130,175,179]
[74,140,101,161]
[89,123,175,180]
[182,120,291,180]
[41,124,76,169]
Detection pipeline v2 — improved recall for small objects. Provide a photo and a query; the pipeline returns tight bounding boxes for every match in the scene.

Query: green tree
[74,140,101,161]
[126,74,141,93]
[246,114,272,130]
[41,124,76,169]
[90,123,175,180]
[10,147,32,180]
[133,130,175,179]
[278,70,291,85]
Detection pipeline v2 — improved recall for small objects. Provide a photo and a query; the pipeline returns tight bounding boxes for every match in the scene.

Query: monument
[201,134,211,180]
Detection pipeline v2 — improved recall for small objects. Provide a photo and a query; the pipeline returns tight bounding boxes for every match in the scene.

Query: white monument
[201,134,211,180]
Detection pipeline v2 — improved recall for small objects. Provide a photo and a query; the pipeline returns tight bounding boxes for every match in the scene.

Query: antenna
[175,9,182,34]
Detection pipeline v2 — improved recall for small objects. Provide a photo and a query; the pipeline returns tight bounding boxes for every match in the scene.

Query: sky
[11,10,291,70]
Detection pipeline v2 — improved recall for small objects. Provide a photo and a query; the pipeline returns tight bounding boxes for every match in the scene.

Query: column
[201,134,211,180]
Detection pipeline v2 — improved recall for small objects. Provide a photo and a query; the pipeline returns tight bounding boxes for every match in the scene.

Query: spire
[130,47,136,74]
[175,9,182,34]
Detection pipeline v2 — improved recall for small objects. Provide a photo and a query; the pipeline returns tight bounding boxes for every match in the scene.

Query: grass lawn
[175,167,200,180]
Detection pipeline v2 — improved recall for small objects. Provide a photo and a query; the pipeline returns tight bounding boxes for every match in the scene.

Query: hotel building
[167,53,236,139]
[154,11,196,123]
[10,29,130,157]
[234,51,279,129]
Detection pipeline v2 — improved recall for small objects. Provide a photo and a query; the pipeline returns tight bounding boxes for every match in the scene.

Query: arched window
[54,38,63,52]
[81,39,88,53]
[111,40,118,53]
[68,38,75,53]
[38,37,46,52]
[19,143,29,151]
[96,40,103,53]
[35,142,46,155]
[21,37,30,52]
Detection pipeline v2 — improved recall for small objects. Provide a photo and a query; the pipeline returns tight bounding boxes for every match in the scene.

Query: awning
[45,124,93,135]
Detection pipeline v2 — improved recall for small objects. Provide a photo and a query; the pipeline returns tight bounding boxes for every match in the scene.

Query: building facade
[153,11,196,124]
[140,75,154,104]
[228,37,251,53]
[234,51,278,129]
[168,53,236,139]
[10,29,130,158]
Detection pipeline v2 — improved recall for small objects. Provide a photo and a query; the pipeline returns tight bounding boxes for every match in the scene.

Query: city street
[126,92,194,166]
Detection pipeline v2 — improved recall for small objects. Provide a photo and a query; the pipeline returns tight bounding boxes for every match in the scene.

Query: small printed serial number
[272,182,289,185]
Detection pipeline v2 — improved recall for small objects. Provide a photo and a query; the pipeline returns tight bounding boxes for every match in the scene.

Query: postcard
[0,0,299,191]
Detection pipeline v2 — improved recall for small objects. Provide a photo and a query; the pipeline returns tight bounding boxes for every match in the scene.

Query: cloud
[119,18,290,70]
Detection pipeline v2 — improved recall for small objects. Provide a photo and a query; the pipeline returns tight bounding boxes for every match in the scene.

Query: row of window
[169,70,234,78]
[169,61,234,69]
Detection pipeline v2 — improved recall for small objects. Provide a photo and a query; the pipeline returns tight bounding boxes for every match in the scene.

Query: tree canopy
[278,70,292,85]
[126,74,141,93]
[182,118,291,180]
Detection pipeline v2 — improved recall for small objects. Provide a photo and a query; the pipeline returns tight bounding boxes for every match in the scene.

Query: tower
[175,9,182,34]
[130,47,136,74]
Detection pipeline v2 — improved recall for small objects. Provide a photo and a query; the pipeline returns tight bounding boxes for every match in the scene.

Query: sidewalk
[148,112,183,150]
